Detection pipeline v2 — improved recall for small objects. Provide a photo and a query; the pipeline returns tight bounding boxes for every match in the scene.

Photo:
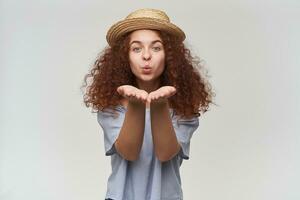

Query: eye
[132,47,141,52]
[153,46,162,51]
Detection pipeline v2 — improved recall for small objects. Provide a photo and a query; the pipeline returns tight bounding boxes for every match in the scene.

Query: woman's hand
[147,86,177,104]
[117,85,148,104]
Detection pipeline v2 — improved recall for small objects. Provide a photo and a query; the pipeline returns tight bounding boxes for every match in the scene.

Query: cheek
[157,53,165,68]
[129,53,139,66]
[158,51,165,62]
[128,55,139,75]
[129,54,136,65]
[155,58,165,75]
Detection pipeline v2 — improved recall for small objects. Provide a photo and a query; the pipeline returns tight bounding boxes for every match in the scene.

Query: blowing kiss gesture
[117,85,177,106]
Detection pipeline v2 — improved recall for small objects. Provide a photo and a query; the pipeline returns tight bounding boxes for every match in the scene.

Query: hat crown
[126,8,170,22]
[106,8,185,46]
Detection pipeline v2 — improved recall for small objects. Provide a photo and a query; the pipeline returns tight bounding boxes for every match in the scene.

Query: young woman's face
[128,29,165,85]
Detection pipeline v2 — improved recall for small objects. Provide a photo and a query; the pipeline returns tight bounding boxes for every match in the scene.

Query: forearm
[150,100,181,162]
[115,101,146,161]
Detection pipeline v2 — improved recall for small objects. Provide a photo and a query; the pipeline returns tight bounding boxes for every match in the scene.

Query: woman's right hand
[117,85,148,105]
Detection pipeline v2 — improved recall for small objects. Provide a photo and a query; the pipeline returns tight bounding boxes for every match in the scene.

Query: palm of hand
[147,86,176,104]
[117,85,176,105]
[117,85,148,104]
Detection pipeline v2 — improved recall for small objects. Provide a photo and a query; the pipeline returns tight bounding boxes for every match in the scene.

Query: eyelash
[132,47,162,52]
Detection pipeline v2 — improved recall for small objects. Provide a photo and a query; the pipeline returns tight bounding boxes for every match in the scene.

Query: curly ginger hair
[81,30,215,119]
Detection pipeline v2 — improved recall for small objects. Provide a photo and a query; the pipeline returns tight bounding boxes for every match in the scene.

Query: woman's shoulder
[98,101,126,117]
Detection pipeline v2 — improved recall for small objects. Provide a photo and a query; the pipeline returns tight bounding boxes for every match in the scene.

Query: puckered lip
[142,66,152,73]
[143,64,151,69]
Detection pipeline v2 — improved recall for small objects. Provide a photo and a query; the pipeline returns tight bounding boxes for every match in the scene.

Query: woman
[82,8,215,200]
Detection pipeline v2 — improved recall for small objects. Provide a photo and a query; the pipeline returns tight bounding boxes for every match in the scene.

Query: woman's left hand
[147,86,177,104]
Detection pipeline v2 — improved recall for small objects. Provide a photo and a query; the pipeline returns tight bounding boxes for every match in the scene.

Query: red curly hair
[81,30,215,119]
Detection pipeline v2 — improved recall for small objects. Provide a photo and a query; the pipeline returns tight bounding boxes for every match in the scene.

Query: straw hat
[106,8,186,46]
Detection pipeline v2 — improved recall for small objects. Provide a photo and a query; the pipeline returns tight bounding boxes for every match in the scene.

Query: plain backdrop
[1,0,299,200]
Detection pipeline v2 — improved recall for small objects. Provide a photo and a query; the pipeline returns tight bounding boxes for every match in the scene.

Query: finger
[140,95,147,103]
[154,93,163,100]
[127,92,134,97]
[128,95,136,102]
[135,93,141,99]
[142,91,149,98]
[127,92,135,98]
[117,87,123,95]
[134,93,139,99]
[170,87,177,94]
[141,93,147,100]
[147,96,151,104]
[141,98,147,104]
[137,96,144,102]
[130,93,137,100]
[124,94,131,99]
[147,93,152,101]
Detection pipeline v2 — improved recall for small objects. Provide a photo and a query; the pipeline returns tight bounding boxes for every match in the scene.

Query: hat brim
[106,18,186,46]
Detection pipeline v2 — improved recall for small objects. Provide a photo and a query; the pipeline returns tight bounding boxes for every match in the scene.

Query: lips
[142,67,152,73]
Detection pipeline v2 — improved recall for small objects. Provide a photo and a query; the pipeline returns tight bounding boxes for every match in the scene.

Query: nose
[142,48,151,60]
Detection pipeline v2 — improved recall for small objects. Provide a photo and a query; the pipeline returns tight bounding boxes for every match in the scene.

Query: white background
[1,0,299,199]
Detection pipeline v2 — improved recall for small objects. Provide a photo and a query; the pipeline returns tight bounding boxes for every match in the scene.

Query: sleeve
[97,108,125,156]
[172,116,199,160]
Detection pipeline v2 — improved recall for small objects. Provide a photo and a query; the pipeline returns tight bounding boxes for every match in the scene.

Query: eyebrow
[129,40,163,46]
